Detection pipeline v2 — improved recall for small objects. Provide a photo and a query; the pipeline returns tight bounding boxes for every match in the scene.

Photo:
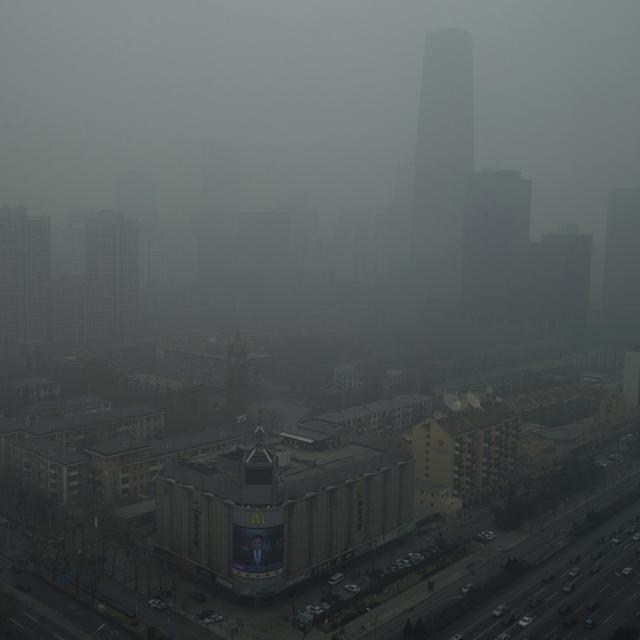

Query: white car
[496,633,510,640]
[518,616,535,628]
[344,584,361,594]
[305,604,324,617]
[622,566,633,576]
[461,583,473,595]
[483,530,496,541]
[148,599,168,611]
[568,567,580,578]
[450,635,463,640]
[492,605,508,618]
[633,533,640,541]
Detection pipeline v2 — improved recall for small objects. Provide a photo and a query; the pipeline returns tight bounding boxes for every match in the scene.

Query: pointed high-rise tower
[413,29,474,300]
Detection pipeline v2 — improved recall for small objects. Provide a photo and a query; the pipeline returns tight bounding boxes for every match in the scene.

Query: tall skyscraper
[462,170,532,318]
[413,29,474,299]
[528,228,592,338]
[603,189,640,316]
[85,210,139,343]
[0,206,51,342]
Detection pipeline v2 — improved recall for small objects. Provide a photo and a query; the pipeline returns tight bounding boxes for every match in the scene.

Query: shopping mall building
[155,423,414,597]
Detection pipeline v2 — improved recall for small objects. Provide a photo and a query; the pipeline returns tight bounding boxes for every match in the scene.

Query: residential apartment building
[412,404,520,505]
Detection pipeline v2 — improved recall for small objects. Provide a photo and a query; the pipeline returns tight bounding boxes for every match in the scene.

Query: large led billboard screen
[232,525,284,577]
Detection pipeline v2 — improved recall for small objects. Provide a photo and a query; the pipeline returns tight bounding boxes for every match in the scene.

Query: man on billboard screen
[233,525,284,576]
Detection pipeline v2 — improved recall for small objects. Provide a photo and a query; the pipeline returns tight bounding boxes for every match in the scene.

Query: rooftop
[317,394,431,425]
[17,438,88,465]
[24,405,162,436]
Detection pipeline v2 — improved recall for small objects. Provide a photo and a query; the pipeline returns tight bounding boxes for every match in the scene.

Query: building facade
[0,206,51,342]
[156,430,414,597]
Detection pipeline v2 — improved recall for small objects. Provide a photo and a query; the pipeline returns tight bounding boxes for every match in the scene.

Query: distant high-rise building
[85,211,139,343]
[413,29,474,299]
[116,171,159,288]
[0,206,51,342]
[528,228,592,338]
[462,170,532,318]
[603,189,640,316]
[225,333,249,419]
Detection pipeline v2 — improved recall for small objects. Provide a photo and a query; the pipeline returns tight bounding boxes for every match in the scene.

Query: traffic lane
[431,528,640,640]
[507,547,640,639]
[7,608,73,640]
[0,572,135,640]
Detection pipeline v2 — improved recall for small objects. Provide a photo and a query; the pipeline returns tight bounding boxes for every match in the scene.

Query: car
[496,633,510,640]
[586,601,599,612]
[518,616,536,629]
[563,581,575,593]
[622,566,633,576]
[584,616,596,629]
[328,573,344,586]
[483,530,496,541]
[530,597,542,608]
[612,537,622,545]
[318,602,331,612]
[461,583,474,595]
[344,584,360,594]
[305,605,324,617]
[568,567,580,578]
[492,605,508,618]
[449,635,463,640]
[558,604,573,615]
[191,592,206,602]
[563,616,577,627]
[210,614,224,624]
[633,533,640,542]
[502,614,516,628]
[148,599,168,611]
[15,583,31,593]
[518,616,535,628]
[542,573,554,583]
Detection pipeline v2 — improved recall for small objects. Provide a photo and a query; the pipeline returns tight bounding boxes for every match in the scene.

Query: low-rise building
[314,394,431,435]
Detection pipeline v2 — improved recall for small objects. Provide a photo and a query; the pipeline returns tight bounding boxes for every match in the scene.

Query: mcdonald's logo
[250,512,265,526]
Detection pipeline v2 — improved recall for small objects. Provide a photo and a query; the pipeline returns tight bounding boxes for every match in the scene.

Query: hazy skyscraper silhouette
[413,29,474,300]
[0,206,51,342]
[603,189,640,318]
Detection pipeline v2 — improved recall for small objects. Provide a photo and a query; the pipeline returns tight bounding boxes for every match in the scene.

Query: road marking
[625,543,633,550]
[599,583,611,593]
[534,587,545,596]
[545,624,560,638]
[614,588,625,598]
[630,592,640,601]
[53,634,66,640]
[9,619,23,629]
[547,591,559,601]
[23,612,37,623]
[603,613,614,624]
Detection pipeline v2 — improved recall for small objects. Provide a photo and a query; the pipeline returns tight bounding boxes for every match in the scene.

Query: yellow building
[412,404,519,505]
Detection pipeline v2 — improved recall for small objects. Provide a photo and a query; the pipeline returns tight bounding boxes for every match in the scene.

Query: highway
[430,503,640,640]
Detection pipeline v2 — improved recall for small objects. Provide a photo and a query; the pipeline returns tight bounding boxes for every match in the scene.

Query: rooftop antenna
[466,392,482,410]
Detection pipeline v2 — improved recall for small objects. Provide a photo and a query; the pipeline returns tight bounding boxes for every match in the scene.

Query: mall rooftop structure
[156,425,414,597]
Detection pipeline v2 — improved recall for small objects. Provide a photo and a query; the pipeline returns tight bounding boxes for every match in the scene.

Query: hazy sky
[1,0,639,250]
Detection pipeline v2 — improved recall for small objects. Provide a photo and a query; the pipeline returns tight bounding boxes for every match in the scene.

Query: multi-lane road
[431,504,640,640]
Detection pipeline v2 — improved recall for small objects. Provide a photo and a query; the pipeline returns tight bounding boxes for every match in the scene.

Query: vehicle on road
[492,605,508,618]
[449,635,463,640]
[460,583,474,595]
[633,533,640,541]
[584,616,596,629]
[495,633,510,640]
[568,567,580,578]
[622,566,633,576]
[563,581,575,593]
[518,616,535,628]
[148,599,168,611]
[328,573,344,586]
[344,584,360,594]
[611,537,622,545]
